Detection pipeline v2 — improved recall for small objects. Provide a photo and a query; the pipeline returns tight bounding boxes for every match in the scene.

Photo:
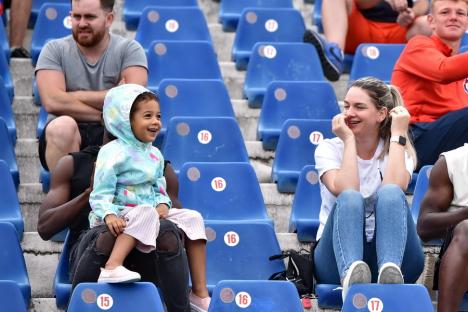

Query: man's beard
[72,27,106,47]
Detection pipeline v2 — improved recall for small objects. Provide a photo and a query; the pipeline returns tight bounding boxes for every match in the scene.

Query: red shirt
[391,35,468,123]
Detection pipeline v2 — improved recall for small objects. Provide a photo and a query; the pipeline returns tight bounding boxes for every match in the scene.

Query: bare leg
[437,221,468,312]
[186,238,209,298]
[45,116,81,172]
[323,0,352,50]
[9,0,32,48]
[105,233,137,270]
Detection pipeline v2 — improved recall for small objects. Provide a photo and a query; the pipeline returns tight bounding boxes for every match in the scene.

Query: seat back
[147,41,222,93]
[258,81,339,150]
[0,20,9,63]
[135,6,211,52]
[209,280,303,311]
[0,44,13,102]
[204,222,285,292]
[161,117,249,173]
[30,3,72,66]
[0,118,19,189]
[67,282,164,311]
[410,165,433,224]
[0,281,27,312]
[349,43,405,85]
[30,0,69,28]
[0,160,23,239]
[232,8,305,70]
[0,76,16,144]
[54,233,72,309]
[178,162,271,222]
[244,42,324,107]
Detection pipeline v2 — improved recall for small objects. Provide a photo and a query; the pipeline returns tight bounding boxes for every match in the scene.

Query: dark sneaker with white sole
[303,29,344,81]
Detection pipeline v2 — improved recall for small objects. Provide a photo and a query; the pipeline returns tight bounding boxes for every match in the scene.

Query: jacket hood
[103,84,154,149]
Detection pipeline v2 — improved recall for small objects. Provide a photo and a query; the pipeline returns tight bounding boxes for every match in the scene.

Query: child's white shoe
[97,265,141,283]
[189,291,211,312]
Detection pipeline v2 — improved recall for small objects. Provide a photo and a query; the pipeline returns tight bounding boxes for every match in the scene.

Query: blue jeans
[314,184,424,284]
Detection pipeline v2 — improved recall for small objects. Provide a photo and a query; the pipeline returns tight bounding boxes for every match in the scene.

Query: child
[89,84,210,311]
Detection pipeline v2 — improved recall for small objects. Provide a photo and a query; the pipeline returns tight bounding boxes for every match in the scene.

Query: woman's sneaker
[342,260,371,302]
[189,291,211,312]
[378,262,404,284]
[97,266,141,283]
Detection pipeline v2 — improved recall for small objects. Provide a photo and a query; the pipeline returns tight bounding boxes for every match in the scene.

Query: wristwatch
[390,135,407,146]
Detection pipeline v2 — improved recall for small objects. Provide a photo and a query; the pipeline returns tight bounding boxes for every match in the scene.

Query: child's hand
[104,214,126,237]
[156,204,169,219]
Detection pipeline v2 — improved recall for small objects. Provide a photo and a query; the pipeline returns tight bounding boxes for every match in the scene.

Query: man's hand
[156,204,169,219]
[397,8,415,27]
[386,0,408,12]
[104,214,126,237]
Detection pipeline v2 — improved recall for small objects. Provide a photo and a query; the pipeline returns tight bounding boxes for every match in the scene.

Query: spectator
[35,0,147,173]
[0,0,33,58]
[313,77,424,301]
[89,84,210,311]
[304,0,431,81]
[392,0,468,170]
[417,144,468,312]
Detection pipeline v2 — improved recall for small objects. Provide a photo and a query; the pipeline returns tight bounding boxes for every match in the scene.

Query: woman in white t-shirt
[313,77,424,301]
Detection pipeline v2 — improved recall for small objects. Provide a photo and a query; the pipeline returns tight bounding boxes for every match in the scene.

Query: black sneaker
[303,29,344,81]
[11,47,31,58]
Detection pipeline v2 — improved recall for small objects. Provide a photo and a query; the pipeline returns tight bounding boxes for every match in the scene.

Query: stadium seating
[0,46,13,103]
[349,43,405,85]
[313,0,323,33]
[0,118,19,189]
[288,165,321,242]
[232,8,305,70]
[410,165,432,224]
[315,284,342,309]
[146,41,222,93]
[54,234,72,309]
[29,0,69,28]
[0,76,17,145]
[244,42,324,108]
[161,117,249,173]
[342,284,433,311]
[204,221,285,293]
[156,79,235,146]
[67,282,165,311]
[30,2,72,66]
[219,0,293,32]
[0,160,24,239]
[123,0,198,30]
[0,222,31,309]
[272,119,334,193]
[0,20,9,63]
[0,281,27,312]
[178,162,272,224]
[257,81,339,150]
[135,6,212,54]
[209,280,303,311]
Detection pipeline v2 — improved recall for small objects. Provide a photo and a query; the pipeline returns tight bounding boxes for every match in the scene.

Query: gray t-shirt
[35,33,147,92]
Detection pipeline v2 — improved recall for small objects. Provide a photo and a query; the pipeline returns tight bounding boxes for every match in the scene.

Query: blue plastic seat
[0,20,9,63]
[312,0,323,33]
[204,221,285,293]
[30,2,72,66]
[0,47,13,103]
[0,222,31,309]
[257,81,339,150]
[244,42,324,108]
[0,118,19,189]
[178,162,272,224]
[272,119,334,193]
[288,165,321,242]
[219,0,293,32]
[68,282,165,311]
[147,41,222,93]
[232,8,305,70]
[156,79,235,146]
[315,284,342,309]
[29,0,69,28]
[54,233,72,309]
[0,160,24,239]
[342,284,433,311]
[0,76,16,145]
[410,165,433,224]
[0,281,27,312]
[349,43,405,85]
[123,0,198,30]
[135,6,211,54]
[209,280,303,311]
[161,117,249,173]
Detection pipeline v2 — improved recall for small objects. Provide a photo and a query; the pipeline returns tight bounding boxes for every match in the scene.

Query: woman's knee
[377,184,405,202]
[336,189,364,210]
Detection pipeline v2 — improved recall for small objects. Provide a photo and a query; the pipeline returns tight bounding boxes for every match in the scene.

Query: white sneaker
[97,266,141,283]
[378,262,404,284]
[342,260,371,302]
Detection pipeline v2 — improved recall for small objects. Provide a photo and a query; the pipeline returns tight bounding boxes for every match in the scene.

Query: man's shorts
[38,121,104,171]
[344,1,408,54]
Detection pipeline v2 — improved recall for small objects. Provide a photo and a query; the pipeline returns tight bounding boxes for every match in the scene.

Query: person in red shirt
[392,0,468,170]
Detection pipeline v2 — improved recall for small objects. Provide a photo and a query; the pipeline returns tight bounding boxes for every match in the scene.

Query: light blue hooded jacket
[89,84,171,227]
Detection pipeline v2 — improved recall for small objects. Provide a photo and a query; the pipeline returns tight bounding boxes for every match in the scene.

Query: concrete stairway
[10,0,439,311]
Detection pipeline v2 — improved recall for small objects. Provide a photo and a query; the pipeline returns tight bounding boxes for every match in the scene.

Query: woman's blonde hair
[350,77,417,168]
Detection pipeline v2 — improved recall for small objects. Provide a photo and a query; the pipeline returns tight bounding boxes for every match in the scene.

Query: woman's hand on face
[332,113,354,142]
[389,106,410,136]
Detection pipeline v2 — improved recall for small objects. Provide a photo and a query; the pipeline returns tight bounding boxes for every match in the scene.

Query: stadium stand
[0,159,24,239]
[0,76,16,144]
[0,117,19,189]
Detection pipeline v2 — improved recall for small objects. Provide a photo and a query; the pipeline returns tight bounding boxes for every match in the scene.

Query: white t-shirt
[314,137,414,242]
[441,143,468,211]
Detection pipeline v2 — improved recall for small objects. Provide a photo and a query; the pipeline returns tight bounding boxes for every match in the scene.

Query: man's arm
[37,155,92,240]
[417,157,468,241]
[164,162,183,209]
